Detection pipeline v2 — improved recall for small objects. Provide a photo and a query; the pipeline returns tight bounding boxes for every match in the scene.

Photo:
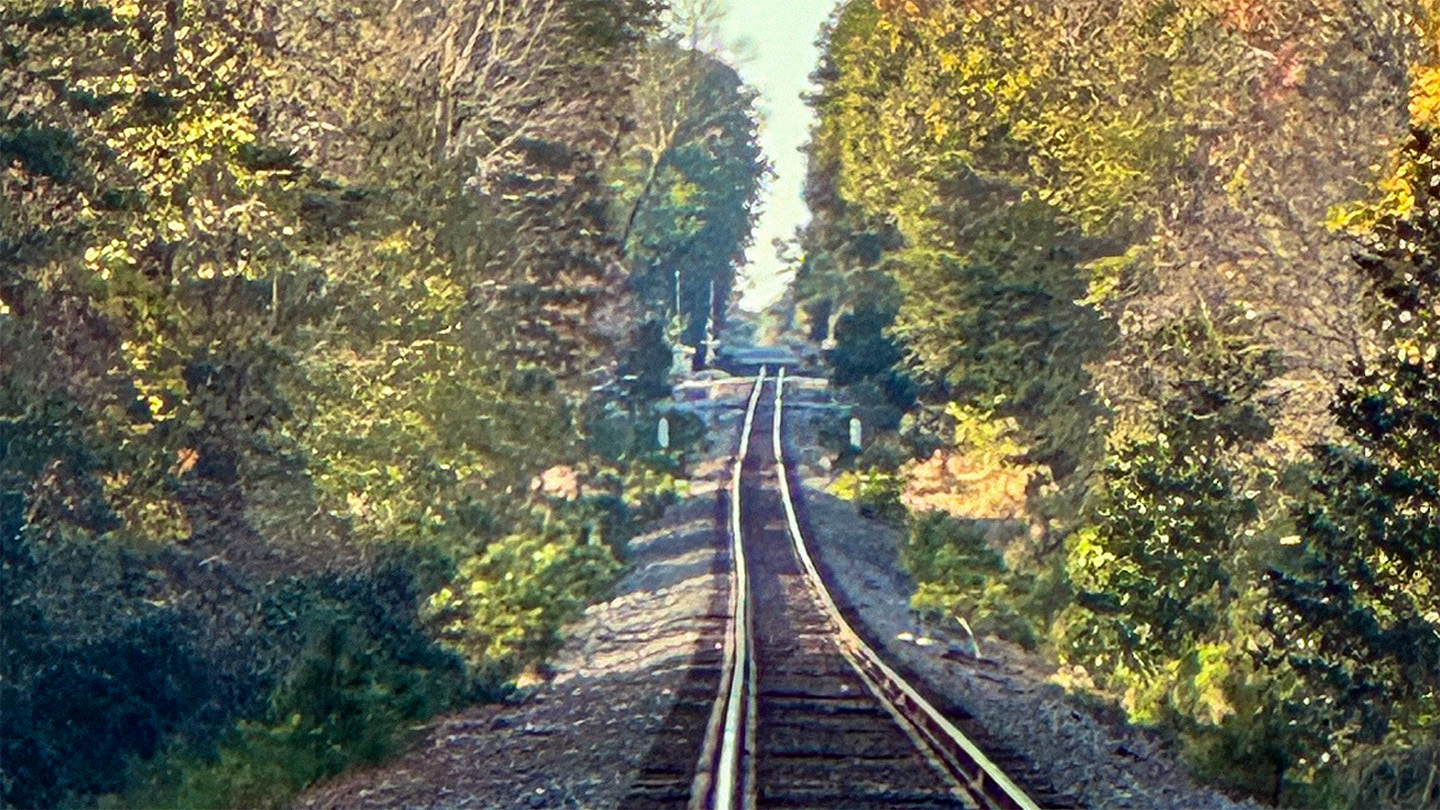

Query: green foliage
[829,302,905,387]
[903,511,1040,648]
[1054,315,1294,779]
[887,204,1111,480]
[1,414,225,809]
[1263,127,1440,803]
[2,608,217,809]
[825,294,918,433]
[801,4,1115,502]
[905,513,1002,611]
[829,467,906,523]
[1064,435,1254,673]
[619,319,677,403]
[583,398,706,471]
[1053,136,1440,798]
[0,0,728,805]
[424,524,621,681]
[613,40,766,358]
[1,487,474,810]
[802,0,1433,489]
[801,0,1439,803]
[621,458,691,524]
[115,570,472,810]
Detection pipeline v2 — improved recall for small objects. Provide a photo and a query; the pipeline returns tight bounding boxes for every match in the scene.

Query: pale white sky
[715,0,838,311]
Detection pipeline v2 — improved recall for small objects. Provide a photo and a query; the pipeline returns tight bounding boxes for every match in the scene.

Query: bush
[2,610,219,809]
[423,524,621,682]
[903,511,1040,648]
[112,569,472,810]
[829,467,906,523]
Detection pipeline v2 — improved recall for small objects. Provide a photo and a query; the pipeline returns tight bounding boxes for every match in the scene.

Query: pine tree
[1266,125,1440,758]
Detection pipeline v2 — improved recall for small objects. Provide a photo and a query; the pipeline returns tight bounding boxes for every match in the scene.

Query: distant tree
[612,14,766,360]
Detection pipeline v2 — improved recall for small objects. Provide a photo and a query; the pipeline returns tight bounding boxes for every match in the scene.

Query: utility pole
[700,279,720,369]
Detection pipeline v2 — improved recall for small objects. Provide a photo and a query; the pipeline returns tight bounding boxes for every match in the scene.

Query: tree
[0,0,670,804]
[887,202,1112,482]
[1264,125,1440,798]
[0,0,324,546]
[1056,313,1304,801]
[800,0,1439,803]
[611,5,766,363]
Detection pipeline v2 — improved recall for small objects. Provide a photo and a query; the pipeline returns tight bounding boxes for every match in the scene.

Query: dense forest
[795,0,1439,805]
[6,0,1439,806]
[0,0,762,806]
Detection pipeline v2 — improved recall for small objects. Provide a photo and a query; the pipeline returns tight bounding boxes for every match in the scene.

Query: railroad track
[625,368,1051,810]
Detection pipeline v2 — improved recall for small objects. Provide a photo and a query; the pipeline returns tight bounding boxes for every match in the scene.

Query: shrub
[112,569,472,810]
[424,525,621,682]
[2,610,219,809]
[829,467,906,523]
[903,511,1039,648]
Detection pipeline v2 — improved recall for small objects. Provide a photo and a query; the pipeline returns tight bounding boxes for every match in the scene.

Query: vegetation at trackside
[8,0,1437,806]
[0,0,762,806]
[794,0,1440,805]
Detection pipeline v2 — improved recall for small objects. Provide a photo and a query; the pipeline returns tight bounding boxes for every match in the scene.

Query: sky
[713,0,839,311]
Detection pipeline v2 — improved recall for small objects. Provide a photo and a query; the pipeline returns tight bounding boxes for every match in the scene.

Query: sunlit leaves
[2,0,659,667]
[1412,66,1440,129]
[2,1,678,805]
[804,0,1439,802]
[423,527,620,678]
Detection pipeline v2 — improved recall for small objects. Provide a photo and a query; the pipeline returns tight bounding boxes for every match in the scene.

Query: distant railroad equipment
[711,345,801,377]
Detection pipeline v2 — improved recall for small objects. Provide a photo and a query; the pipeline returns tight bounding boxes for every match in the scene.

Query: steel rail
[770,368,1043,810]
[689,368,766,810]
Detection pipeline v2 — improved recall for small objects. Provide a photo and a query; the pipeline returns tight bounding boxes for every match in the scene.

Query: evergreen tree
[1265,126,1440,760]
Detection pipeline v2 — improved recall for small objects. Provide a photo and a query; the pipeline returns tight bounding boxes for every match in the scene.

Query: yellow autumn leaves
[1412,64,1440,129]
[1331,59,1440,231]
